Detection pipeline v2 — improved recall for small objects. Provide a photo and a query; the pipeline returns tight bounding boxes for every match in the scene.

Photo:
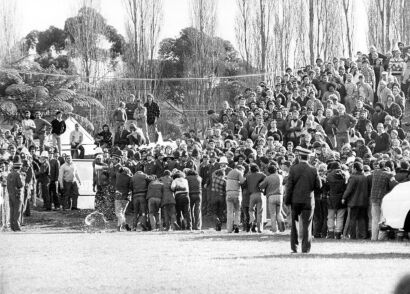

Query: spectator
[144,94,161,143]
[50,111,66,155]
[69,123,85,159]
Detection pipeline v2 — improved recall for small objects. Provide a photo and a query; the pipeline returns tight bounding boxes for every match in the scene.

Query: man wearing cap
[285,146,321,253]
[37,151,51,211]
[7,156,25,231]
[21,111,36,148]
[58,155,81,210]
[51,111,66,155]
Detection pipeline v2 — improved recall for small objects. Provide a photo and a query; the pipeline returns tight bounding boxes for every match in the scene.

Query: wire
[0,67,273,82]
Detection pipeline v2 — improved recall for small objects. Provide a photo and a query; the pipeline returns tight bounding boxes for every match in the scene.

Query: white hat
[94,147,103,154]
[219,156,228,164]
[40,151,49,158]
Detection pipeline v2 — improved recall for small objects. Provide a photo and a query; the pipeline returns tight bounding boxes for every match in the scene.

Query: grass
[0,209,409,294]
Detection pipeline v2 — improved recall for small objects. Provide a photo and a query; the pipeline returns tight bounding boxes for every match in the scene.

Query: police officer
[7,156,25,231]
[285,146,321,253]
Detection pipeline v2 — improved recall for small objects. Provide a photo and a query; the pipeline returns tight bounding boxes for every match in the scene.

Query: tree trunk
[309,0,314,64]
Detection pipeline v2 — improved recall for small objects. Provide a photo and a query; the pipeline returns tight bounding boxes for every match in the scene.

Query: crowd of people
[1,44,410,249]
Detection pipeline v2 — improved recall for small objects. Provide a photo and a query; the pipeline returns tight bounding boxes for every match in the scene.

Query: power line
[0,68,273,82]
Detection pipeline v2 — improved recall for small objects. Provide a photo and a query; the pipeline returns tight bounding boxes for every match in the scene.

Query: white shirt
[21,119,36,137]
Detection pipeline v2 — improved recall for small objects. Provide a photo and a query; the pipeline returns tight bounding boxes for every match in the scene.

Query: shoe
[124,224,132,231]
[251,223,256,233]
[326,231,335,239]
[215,218,222,231]
[335,232,342,239]
[71,208,80,211]
[290,250,297,254]
[234,225,239,233]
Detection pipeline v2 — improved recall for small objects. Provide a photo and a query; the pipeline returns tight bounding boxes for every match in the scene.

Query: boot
[278,221,286,233]
[233,225,239,233]
[335,232,342,239]
[124,224,131,232]
[251,223,257,233]
[326,231,335,239]
[215,218,222,231]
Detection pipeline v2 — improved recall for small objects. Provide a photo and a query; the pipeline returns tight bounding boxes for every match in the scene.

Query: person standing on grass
[114,166,132,232]
[225,164,246,233]
[58,154,81,211]
[146,176,164,231]
[342,162,369,239]
[185,169,202,230]
[36,151,51,211]
[259,163,285,233]
[246,163,266,233]
[285,146,321,254]
[7,156,24,232]
[368,160,398,241]
[50,111,66,155]
[49,149,61,211]
[160,170,178,231]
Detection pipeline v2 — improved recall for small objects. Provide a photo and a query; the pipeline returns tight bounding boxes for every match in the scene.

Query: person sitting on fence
[70,123,85,159]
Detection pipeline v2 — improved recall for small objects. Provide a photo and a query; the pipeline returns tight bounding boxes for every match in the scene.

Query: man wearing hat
[37,151,51,210]
[285,146,321,253]
[7,156,25,231]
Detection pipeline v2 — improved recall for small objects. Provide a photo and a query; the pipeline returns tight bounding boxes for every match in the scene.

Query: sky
[15,0,368,54]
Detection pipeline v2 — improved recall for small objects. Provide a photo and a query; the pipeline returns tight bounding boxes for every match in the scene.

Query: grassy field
[0,209,409,294]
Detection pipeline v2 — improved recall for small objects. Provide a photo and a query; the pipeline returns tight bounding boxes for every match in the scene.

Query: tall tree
[309,0,314,64]
[235,0,252,72]
[0,0,20,65]
[342,0,355,58]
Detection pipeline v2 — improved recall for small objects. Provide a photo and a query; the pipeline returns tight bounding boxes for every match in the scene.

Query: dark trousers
[63,181,79,209]
[213,193,225,221]
[291,203,314,253]
[241,206,250,231]
[348,206,367,239]
[23,187,31,217]
[132,196,147,227]
[9,196,23,231]
[189,193,202,230]
[71,143,85,159]
[313,197,328,237]
[175,194,191,230]
[40,180,51,209]
[49,181,60,209]
[201,186,208,215]
[163,204,176,230]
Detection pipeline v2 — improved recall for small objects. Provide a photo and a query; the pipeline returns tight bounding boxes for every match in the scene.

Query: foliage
[25,26,68,54]
[0,60,104,132]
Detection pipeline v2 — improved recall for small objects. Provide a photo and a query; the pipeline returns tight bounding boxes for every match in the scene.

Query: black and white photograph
[0,0,410,293]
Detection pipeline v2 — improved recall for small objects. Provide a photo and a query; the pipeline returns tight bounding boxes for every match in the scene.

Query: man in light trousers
[225,165,246,233]
[259,164,285,233]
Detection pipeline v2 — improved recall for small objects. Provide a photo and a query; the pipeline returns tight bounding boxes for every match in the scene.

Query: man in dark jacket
[285,146,321,253]
[324,161,347,239]
[342,162,370,239]
[49,150,61,210]
[50,111,66,155]
[144,94,161,143]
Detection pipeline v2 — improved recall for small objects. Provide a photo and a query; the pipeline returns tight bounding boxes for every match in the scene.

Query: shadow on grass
[214,252,410,260]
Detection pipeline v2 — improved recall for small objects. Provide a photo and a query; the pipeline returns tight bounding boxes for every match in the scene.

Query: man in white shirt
[58,155,81,210]
[21,111,36,148]
[70,124,84,159]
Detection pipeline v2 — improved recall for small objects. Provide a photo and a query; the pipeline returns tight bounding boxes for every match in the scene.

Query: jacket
[160,176,175,205]
[115,171,132,201]
[342,173,370,207]
[325,169,347,209]
[259,173,283,196]
[171,178,189,197]
[131,171,150,196]
[7,170,24,201]
[186,175,202,195]
[285,161,321,207]
[369,169,398,204]
[146,179,164,200]
[245,172,266,194]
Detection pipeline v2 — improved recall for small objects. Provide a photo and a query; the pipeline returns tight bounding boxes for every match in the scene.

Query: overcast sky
[16,0,368,53]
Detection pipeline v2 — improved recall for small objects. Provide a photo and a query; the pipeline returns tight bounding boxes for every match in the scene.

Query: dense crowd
[1,44,410,243]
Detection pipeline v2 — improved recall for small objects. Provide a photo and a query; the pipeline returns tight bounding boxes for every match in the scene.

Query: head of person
[25,110,31,119]
[376,123,385,134]
[56,111,62,120]
[147,94,154,103]
[337,104,346,115]
[65,154,72,164]
[35,111,41,119]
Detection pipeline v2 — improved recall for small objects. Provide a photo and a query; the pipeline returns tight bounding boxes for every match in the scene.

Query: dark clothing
[370,169,397,204]
[113,130,130,148]
[175,193,191,230]
[51,119,66,135]
[63,181,79,209]
[71,143,84,159]
[342,173,370,207]
[96,130,112,147]
[285,162,321,207]
[125,103,138,120]
[144,101,161,125]
[373,132,390,154]
[325,169,347,210]
[291,203,314,253]
[348,207,367,239]
[131,172,151,195]
[245,172,266,194]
